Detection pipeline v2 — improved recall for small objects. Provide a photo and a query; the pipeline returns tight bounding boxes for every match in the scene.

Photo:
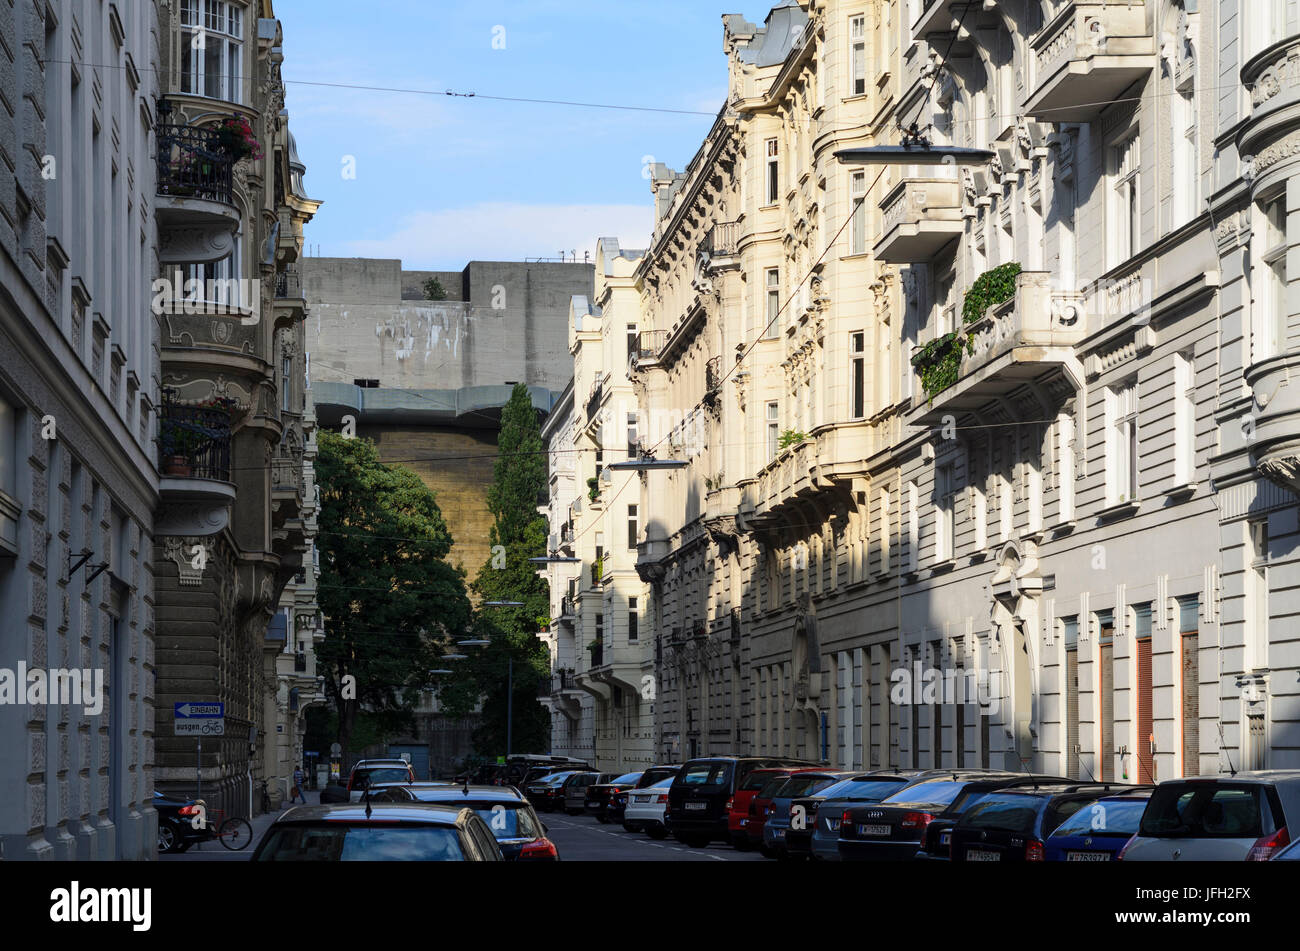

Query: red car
[748,768,831,854]
[728,768,795,850]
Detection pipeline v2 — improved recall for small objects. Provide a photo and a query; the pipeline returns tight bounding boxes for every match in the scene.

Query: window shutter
[1137,635,1153,784]
[1182,632,1199,777]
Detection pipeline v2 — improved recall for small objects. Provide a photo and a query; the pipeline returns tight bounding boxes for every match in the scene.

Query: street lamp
[834,124,995,167]
[468,599,531,759]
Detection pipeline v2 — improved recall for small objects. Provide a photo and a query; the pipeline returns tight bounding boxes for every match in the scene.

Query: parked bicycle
[179,800,253,851]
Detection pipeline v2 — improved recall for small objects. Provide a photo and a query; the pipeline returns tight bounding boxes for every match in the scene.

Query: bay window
[180,0,245,103]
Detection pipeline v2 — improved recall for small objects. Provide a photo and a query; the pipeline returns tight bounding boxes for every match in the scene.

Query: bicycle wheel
[218,816,254,851]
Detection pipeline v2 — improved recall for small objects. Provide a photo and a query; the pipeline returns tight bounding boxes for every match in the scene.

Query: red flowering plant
[216,116,264,162]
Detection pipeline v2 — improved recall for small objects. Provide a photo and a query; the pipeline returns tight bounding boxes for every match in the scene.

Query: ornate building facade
[151,0,321,815]
[614,0,1300,778]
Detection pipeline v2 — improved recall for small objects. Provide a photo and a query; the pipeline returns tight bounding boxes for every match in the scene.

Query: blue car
[1045,791,1152,862]
[761,771,854,859]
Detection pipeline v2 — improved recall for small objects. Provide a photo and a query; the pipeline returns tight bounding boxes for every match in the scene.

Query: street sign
[330,742,342,756]
[176,719,225,736]
[175,702,224,719]
[175,701,224,736]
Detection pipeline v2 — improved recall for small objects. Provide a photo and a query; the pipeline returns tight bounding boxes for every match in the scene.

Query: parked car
[250,802,503,861]
[1120,771,1300,861]
[839,770,1022,861]
[564,772,617,815]
[669,756,821,848]
[762,771,856,859]
[526,771,580,813]
[346,762,415,802]
[748,768,832,852]
[913,775,1075,861]
[728,767,797,849]
[587,772,643,822]
[949,783,1143,862]
[636,765,683,788]
[804,773,923,861]
[368,783,559,860]
[1272,837,1300,861]
[1043,788,1152,861]
[624,777,675,838]
[318,783,349,804]
[153,790,208,853]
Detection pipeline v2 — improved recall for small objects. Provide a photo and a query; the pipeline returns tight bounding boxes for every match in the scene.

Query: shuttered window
[1180,596,1199,776]
[1064,616,1079,780]
[1098,610,1115,782]
[1135,605,1154,783]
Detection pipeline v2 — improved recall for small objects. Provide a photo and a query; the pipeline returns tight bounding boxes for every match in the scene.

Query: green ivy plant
[586,476,601,504]
[778,429,808,451]
[911,331,969,401]
[961,262,1022,326]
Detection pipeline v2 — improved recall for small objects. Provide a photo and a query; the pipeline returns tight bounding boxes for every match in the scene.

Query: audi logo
[866,810,884,818]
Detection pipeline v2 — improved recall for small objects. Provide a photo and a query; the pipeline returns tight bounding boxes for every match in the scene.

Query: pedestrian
[291,766,305,804]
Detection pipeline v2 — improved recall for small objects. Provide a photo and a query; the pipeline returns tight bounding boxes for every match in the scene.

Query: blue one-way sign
[175,702,224,718]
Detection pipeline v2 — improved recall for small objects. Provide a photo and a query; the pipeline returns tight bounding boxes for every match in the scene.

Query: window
[627,504,638,550]
[877,2,890,74]
[1179,596,1199,776]
[1063,615,1080,779]
[766,401,779,461]
[850,332,866,419]
[1245,520,1269,671]
[906,481,919,573]
[1107,381,1138,504]
[1098,609,1115,781]
[184,241,243,309]
[1110,134,1140,266]
[282,353,292,412]
[879,488,891,573]
[1174,353,1195,485]
[765,138,780,204]
[628,597,639,641]
[180,0,245,103]
[1056,173,1076,290]
[1135,603,1154,784]
[849,15,866,96]
[626,412,638,458]
[596,613,605,646]
[935,463,955,562]
[1253,195,1287,363]
[850,171,867,254]
[1171,86,1198,230]
[1057,412,1075,522]
[765,268,781,333]
[627,323,638,362]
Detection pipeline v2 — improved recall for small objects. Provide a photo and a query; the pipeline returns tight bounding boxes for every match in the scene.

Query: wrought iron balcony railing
[275,265,302,299]
[157,391,234,481]
[156,123,236,205]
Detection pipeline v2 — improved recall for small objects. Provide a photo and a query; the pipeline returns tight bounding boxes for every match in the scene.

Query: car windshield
[469,806,541,839]
[680,762,732,787]
[757,776,787,798]
[1050,799,1149,838]
[543,773,573,786]
[638,770,677,787]
[741,771,782,792]
[820,778,910,801]
[881,780,969,809]
[960,797,1043,834]
[1139,784,1268,838]
[356,768,410,786]
[649,777,675,789]
[255,824,466,861]
[612,773,642,785]
[780,775,838,798]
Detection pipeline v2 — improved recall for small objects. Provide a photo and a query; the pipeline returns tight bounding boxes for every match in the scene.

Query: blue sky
[275,1,773,269]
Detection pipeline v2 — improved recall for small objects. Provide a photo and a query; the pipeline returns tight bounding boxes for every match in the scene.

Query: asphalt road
[540,811,767,861]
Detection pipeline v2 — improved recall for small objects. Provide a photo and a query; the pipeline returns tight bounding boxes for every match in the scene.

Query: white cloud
[343,202,655,269]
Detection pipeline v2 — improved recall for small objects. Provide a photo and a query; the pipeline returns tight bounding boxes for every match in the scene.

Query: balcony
[1240,36,1300,160]
[1246,351,1300,495]
[155,121,240,264]
[875,177,963,263]
[275,265,303,299]
[630,329,668,374]
[911,270,1086,423]
[155,391,237,536]
[705,355,722,394]
[1025,2,1156,122]
[585,372,608,426]
[911,0,969,41]
[705,220,741,258]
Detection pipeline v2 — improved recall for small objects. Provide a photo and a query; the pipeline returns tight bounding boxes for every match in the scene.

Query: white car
[624,777,674,839]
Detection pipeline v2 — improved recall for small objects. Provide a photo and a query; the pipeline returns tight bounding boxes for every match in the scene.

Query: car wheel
[760,845,778,859]
[157,823,178,853]
[174,841,192,854]
[623,820,641,833]
[596,815,609,824]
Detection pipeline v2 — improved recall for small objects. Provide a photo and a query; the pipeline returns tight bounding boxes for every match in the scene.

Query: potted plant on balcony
[215,115,264,162]
[159,419,209,476]
[777,429,807,451]
[587,476,601,504]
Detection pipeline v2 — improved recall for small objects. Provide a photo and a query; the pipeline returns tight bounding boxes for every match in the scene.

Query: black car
[369,783,560,860]
[251,802,503,861]
[668,755,820,848]
[153,790,208,853]
[913,775,1077,860]
[838,770,1023,861]
[587,772,643,823]
[949,782,1148,863]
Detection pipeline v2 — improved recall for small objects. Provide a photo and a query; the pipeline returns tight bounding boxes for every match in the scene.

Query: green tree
[437,383,551,755]
[314,431,471,754]
[422,277,448,301]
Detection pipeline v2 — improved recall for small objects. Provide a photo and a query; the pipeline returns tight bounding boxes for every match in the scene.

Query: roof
[272,802,470,824]
[404,787,530,805]
[733,0,809,67]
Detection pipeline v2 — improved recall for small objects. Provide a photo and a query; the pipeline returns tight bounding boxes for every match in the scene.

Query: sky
[274,1,776,269]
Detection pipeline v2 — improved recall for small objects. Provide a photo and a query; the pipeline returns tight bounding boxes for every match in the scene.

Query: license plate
[1067,851,1110,862]
[684,801,707,811]
[633,796,649,804]
[585,800,597,807]
[966,848,1001,862]
[772,829,785,839]
[857,823,891,836]
[826,819,840,831]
